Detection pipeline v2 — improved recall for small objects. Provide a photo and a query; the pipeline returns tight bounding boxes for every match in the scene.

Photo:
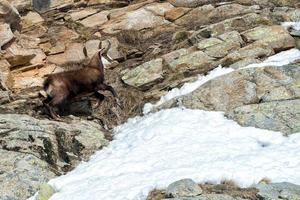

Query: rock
[255,182,300,200]
[37,183,55,200]
[0,114,109,199]
[165,50,215,74]
[0,149,56,200]
[69,8,98,21]
[226,99,300,135]
[162,48,190,68]
[167,0,221,8]
[84,39,101,59]
[221,42,274,66]
[79,11,109,28]
[189,13,272,44]
[0,59,13,90]
[101,7,170,34]
[164,7,191,21]
[0,0,21,31]
[144,2,174,16]
[174,4,214,26]
[163,194,238,199]
[21,11,44,29]
[47,26,79,45]
[48,43,85,66]
[196,32,242,58]
[12,64,63,89]
[175,4,259,27]
[0,23,14,49]
[0,90,10,104]
[105,37,123,61]
[157,65,300,121]
[229,57,260,69]
[166,178,202,198]
[4,43,36,67]
[242,25,295,51]
[121,58,163,89]
[8,0,31,12]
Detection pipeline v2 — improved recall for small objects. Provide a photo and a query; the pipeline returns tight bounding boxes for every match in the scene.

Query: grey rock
[0,114,109,199]
[226,99,300,135]
[255,182,300,200]
[156,65,300,134]
[163,194,238,200]
[242,25,295,51]
[121,58,164,89]
[166,179,202,198]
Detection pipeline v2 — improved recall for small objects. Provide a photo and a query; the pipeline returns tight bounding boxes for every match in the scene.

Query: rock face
[1,0,300,198]
[156,65,300,134]
[0,114,109,200]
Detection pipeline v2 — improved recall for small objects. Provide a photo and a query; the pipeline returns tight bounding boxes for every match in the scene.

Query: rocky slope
[0,0,300,199]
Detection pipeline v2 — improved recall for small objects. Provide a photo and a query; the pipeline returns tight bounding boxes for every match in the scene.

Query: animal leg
[48,95,67,120]
[97,83,122,108]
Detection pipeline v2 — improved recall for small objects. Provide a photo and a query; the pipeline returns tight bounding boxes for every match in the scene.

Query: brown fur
[43,47,118,120]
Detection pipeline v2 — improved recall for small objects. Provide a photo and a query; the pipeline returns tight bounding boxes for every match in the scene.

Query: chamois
[42,41,118,120]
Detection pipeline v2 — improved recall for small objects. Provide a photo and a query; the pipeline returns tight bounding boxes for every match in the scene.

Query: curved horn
[88,50,103,68]
[100,40,111,56]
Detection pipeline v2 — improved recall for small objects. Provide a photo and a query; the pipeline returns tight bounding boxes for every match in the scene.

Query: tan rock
[84,39,101,59]
[0,59,13,90]
[21,11,44,29]
[69,8,98,21]
[79,11,109,28]
[102,7,170,34]
[221,42,274,66]
[144,2,174,16]
[48,43,85,66]
[242,25,295,51]
[164,7,190,21]
[4,43,35,67]
[0,23,14,49]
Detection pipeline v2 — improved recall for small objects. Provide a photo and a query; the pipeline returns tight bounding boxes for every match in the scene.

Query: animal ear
[88,50,102,68]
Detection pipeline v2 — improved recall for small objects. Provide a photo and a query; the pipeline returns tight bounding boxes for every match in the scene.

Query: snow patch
[45,108,300,200]
[242,48,300,69]
[281,22,300,31]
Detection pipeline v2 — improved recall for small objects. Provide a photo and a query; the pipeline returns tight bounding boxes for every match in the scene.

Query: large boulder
[0,114,109,200]
[156,65,300,134]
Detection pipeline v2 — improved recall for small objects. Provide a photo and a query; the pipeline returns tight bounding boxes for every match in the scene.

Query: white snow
[46,108,300,200]
[281,22,300,31]
[29,36,300,200]
[242,48,300,69]
[143,66,234,114]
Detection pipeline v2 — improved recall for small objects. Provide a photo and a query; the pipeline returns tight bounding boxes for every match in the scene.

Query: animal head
[88,40,112,69]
